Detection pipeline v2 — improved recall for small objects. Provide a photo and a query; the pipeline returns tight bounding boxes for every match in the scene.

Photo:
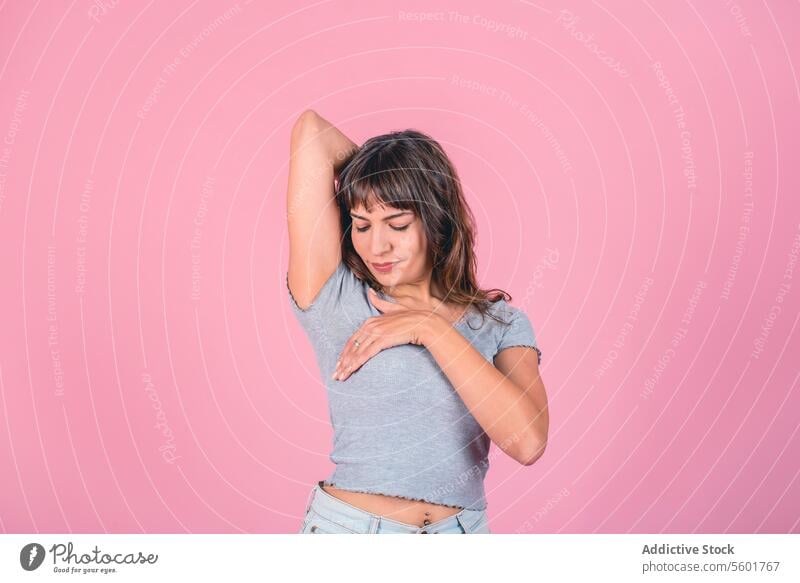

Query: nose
[370,226,392,256]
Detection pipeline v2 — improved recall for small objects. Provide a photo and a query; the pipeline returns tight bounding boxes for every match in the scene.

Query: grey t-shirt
[287,260,541,510]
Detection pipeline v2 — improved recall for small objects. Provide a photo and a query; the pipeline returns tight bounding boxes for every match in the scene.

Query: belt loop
[455,512,470,534]
[303,482,319,514]
[368,515,380,534]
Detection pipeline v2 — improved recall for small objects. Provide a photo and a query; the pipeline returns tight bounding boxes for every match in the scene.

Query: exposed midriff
[321,484,462,528]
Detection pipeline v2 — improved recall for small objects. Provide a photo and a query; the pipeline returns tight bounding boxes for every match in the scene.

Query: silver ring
[354,339,360,347]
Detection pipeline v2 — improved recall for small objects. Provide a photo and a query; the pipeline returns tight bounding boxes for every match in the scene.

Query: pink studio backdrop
[0,0,798,534]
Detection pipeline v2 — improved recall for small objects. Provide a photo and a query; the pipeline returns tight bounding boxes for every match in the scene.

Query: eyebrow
[350,211,412,221]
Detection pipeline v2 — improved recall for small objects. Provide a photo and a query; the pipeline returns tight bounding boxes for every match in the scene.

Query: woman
[286,110,548,534]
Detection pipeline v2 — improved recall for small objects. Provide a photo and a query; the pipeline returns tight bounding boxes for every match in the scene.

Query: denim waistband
[306,480,482,534]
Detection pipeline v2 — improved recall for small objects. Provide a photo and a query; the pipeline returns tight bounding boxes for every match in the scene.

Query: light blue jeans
[298,481,491,534]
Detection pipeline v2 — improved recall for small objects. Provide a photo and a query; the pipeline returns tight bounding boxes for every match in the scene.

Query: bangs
[339,151,421,215]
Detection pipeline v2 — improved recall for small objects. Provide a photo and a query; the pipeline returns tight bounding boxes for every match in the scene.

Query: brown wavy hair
[335,128,511,328]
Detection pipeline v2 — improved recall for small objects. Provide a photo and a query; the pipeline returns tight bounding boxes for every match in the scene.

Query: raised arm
[286,110,359,310]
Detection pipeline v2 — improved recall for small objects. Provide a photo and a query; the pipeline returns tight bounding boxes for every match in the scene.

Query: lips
[371,261,398,273]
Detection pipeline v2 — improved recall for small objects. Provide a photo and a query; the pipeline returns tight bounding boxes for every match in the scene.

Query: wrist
[419,312,451,347]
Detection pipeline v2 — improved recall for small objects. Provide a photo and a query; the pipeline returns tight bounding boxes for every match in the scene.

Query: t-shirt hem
[497,343,542,364]
[321,479,487,511]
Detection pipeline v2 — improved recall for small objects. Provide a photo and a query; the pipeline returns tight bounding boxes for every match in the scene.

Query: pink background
[0,0,798,534]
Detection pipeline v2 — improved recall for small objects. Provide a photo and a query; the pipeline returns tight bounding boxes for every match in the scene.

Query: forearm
[422,316,547,464]
[293,110,358,172]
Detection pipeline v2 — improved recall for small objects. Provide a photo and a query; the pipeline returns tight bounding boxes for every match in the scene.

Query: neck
[387,280,433,305]
[385,271,446,309]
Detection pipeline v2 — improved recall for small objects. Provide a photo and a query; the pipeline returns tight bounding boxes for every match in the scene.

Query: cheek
[409,228,427,254]
[350,231,366,252]
[392,232,417,255]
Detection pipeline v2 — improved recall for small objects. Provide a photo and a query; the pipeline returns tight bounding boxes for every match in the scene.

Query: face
[349,202,429,286]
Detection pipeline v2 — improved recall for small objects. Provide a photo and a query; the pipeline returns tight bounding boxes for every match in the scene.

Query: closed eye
[355,224,410,233]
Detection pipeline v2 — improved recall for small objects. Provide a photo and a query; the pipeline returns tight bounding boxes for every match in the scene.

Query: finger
[334,351,355,381]
[340,318,375,360]
[335,322,376,379]
[337,332,380,380]
[334,341,354,379]
[340,320,399,379]
[339,321,371,361]
[350,332,378,359]
[340,341,384,381]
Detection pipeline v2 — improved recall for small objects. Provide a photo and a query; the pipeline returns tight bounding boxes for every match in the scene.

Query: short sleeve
[496,307,542,364]
[286,261,349,331]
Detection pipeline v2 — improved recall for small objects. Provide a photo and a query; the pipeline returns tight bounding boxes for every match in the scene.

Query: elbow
[517,435,547,466]
[290,110,329,157]
[292,109,320,137]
